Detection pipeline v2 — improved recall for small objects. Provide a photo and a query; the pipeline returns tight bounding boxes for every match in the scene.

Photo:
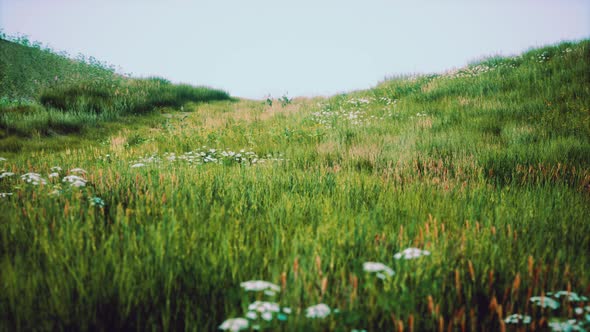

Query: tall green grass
[0,34,231,143]
[0,39,589,331]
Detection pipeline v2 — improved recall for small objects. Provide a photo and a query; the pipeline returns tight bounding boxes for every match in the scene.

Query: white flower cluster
[311,96,397,127]
[536,51,550,63]
[240,280,280,296]
[245,301,291,322]
[547,291,589,302]
[394,247,431,260]
[130,147,282,168]
[3,166,90,189]
[218,317,249,331]
[529,296,560,310]
[63,175,87,188]
[378,97,397,106]
[442,61,517,80]
[363,262,395,279]
[21,173,47,185]
[504,314,532,325]
[0,171,15,179]
[305,303,331,319]
[548,319,587,331]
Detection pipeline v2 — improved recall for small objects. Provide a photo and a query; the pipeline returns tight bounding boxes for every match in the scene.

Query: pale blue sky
[1,0,589,98]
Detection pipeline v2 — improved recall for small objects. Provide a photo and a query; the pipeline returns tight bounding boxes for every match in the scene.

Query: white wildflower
[261,312,272,321]
[548,291,589,302]
[394,248,431,260]
[363,262,395,279]
[548,319,585,331]
[131,163,145,168]
[305,303,331,319]
[530,296,560,310]
[504,314,532,324]
[51,166,62,172]
[21,173,47,185]
[0,172,15,179]
[245,311,257,320]
[48,172,59,178]
[218,317,249,331]
[0,157,6,161]
[71,180,86,187]
[63,175,87,184]
[0,192,13,198]
[240,280,280,293]
[248,301,280,314]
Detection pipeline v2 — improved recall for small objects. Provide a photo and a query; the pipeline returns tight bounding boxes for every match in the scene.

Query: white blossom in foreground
[547,291,589,302]
[0,157,6,161]
[305,303,331,319]
[246,302,289,322]
[48,172,60,178]
[218,318,249,331]
[240,280,280,293]
[0,172,15,179]
[394,248,431,260]
[0,192,12,198]
[505,314,532,324]
[21,173,47,185]
[363,262,395,279]
[51,166,62,172]
[548,319,586,331]
[261,312,272,321]
[131,163,146,168]
[529,296,560,310]
[63,175,87,188]
[248,301,280,314]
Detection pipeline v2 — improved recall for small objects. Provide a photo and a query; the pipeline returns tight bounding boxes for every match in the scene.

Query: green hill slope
[0,35,231,142]
[0,40,589,331]
[0,37,115,100]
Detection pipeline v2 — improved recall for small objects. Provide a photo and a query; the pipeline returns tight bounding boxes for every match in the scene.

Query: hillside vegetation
[0,39,589,331]
[0,35,231,145]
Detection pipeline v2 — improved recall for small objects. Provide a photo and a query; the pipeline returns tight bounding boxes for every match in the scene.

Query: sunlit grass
[0,38,589,330]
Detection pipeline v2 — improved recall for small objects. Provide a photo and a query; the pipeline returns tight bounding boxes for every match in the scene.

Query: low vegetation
[0,34,231,141]
[1,35,589,331]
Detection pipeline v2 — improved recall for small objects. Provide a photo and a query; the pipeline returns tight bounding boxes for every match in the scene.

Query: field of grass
[0,35,231,145]
[1,37,589,331]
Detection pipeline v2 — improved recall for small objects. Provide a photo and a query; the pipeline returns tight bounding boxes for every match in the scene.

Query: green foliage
[0,38,589,331]
[0,35,231,138]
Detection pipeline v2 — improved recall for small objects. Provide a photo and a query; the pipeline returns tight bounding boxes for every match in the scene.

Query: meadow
[1,35,589,331]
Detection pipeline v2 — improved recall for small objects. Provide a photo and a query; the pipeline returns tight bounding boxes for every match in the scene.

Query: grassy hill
[0,35,231,149]
[0,39,589,331]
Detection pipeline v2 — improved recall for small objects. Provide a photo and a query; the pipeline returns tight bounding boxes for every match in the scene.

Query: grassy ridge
[0,36,115,101]
[0,36,231,144]
[0,40,589,331]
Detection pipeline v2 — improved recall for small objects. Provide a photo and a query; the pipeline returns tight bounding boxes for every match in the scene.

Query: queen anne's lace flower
[394,248,431,260]
[305,303,331,319]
